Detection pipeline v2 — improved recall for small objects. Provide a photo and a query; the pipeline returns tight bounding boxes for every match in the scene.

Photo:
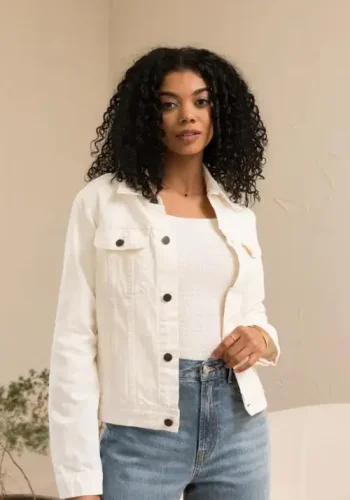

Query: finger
[231,356,249,371]
[223,340,248,363]
[222,326,261,363]
[222,337,247,362]
[210,331,240,360]
[225,346,253,368]
[234,352,260,373]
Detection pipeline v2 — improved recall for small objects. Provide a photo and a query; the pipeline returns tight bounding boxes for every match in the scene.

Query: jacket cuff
[55,470,103,499]
[256,339,280,367]
[253,325,281,367]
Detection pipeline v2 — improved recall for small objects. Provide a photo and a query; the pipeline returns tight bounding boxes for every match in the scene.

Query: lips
[176,130,201,137]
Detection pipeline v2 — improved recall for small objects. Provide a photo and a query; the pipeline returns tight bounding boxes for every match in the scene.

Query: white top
[168,215,238,360]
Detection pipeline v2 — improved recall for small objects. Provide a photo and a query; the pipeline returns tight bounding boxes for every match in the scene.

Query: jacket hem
[55,469,103,499]
[99,405,181,433]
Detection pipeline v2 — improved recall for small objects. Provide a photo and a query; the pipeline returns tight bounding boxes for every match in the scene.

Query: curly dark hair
[86,46,268,206]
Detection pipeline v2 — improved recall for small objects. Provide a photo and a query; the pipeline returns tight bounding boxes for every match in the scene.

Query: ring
[233,356,249,370]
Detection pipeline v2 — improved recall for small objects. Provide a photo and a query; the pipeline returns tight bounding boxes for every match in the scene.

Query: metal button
[203,365,215,374]
[116,239,124,247]
[164,353,172,362]
[163,293,172,302]
[162,236,170,245]
[164,419,173,427]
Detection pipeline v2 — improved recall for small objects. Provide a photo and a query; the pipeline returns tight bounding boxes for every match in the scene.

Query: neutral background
[1,0,349,496]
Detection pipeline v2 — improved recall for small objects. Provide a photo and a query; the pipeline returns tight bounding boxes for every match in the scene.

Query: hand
[209,325,268,373]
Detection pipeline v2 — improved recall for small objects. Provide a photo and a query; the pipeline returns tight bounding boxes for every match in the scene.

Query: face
[159,70,214,157]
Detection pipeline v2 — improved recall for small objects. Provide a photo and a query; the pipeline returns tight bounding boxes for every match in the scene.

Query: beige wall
[1,0,349,497]
[0,0,110,495]
[109,0,350,413]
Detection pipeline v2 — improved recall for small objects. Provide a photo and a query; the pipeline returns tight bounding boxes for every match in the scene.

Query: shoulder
[226,201,260,250]
[239,207,261,252]
[242,206,257,228]
[74,173,116,202]
[238,207,258,243]
[71,173,119,211]
[69,174,118,223]
[226,198,257,227]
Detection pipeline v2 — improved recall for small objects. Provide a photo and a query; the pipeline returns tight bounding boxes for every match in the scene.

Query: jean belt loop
[227,367,234,384]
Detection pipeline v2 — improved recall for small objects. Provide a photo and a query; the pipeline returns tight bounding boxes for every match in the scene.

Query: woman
[49,46,280,500]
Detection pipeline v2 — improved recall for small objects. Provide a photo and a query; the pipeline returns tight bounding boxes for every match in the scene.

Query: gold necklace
[162,182,207,198]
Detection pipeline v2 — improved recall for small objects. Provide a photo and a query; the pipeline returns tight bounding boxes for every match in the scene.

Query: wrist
[250,325,269,349]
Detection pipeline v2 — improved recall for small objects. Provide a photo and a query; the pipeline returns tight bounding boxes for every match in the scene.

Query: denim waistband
[178,358,236,385]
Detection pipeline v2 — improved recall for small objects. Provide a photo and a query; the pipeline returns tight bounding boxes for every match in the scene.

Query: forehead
[160,70,208,94]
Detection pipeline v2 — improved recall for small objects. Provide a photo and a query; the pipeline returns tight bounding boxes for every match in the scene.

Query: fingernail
[210,354,218,360]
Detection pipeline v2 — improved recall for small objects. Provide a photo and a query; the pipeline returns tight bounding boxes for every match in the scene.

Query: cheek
[162,114,175,134]
[204,110,213,132]
[205,121,214,143]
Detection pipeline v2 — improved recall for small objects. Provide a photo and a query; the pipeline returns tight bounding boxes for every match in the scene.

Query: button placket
[155,217,179,419]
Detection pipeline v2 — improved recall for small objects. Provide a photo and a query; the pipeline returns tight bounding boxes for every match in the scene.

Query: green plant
[0,369,49,500]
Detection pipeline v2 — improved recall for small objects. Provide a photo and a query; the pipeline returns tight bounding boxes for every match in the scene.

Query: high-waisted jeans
[100,358,270,499]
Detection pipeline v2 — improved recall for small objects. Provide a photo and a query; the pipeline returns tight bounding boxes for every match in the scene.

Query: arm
[49,191,102,499]
[241,211,281,367]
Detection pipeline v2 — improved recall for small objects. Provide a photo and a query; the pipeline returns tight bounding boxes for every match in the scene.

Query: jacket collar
[115,164,243,211]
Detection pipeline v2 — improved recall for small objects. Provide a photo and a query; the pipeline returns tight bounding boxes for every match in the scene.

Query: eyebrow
[159,87,209,98]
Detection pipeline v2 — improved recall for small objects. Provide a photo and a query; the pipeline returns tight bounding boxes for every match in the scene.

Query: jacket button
[162,236,170,245]
[164,419,173,427]
[116,239,124,247]
[164,353,172,362]
[163,293,172,302]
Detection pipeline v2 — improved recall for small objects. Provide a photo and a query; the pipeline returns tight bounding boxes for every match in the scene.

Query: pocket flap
[94,227,149,250]
[241,242,262,259]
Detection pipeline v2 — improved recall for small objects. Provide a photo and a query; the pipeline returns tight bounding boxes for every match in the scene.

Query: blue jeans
[100,358,270,499]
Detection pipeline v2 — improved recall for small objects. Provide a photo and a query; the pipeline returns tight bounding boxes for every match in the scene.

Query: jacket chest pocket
[93,227,150,295]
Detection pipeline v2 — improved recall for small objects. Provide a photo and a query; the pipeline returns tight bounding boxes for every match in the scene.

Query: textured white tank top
[168,215,238,360]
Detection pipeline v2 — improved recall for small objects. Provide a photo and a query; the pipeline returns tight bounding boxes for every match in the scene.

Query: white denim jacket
[48,165,280,498]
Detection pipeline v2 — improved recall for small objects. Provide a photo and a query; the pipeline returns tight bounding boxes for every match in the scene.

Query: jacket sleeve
[241,210,281,367]
[48,191,102,498]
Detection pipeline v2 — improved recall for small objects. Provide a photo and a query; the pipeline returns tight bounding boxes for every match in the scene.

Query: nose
[178,102,196,124]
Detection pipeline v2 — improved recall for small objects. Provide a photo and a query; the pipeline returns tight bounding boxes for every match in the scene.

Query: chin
[168,144,206,156]
[172,150,204,158]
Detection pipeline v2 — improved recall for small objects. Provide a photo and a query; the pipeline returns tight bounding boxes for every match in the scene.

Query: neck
[163,154,205,194]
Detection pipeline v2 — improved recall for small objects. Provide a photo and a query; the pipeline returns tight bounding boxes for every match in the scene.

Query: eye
[196,98,211,107]
[161,101,177,111]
